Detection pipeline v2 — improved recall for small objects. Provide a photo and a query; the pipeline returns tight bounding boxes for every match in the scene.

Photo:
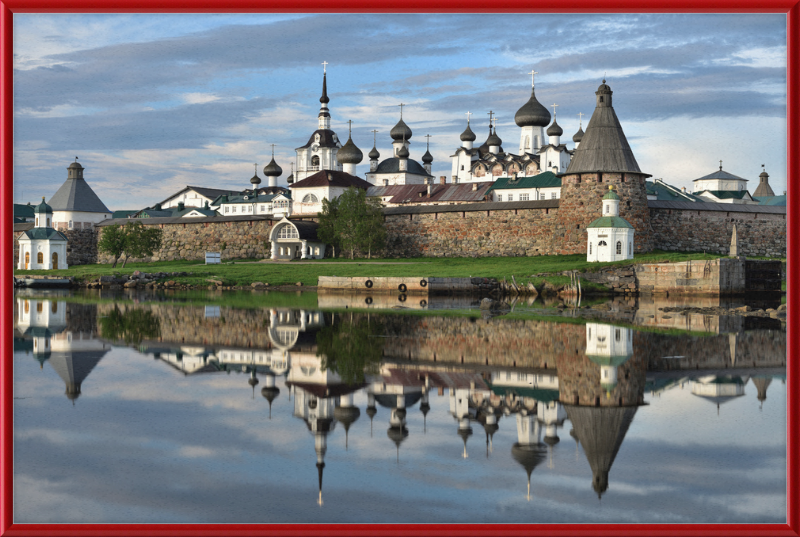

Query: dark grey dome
[337,136,363,164]
[596,79,612,94]
[248,377,259,387]
[369,145,380,160]
[457,427,473,442]
[394,408,407,420]
[261,386,280,403]
[366,406,378,418]
[487,130,502,147]
[374,392,422,409]
[373,158,432,177]
[543,435,560,446]
[515,88,551,127]
[390,118,412,141]
[263,158,282,177]
[573,126,585,143]
[547,119,563,137]
[68,161,83,170]
[460,123,476,142]
[250,173,261,185]
[421,149,433,164]
[334,406,361,427]
[286,173,294,184]
[387,425,409,445]
[397,145,410,159]
[419,402,430,416]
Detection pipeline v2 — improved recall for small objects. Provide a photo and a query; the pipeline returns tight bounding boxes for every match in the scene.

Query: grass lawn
[14,250,777,288]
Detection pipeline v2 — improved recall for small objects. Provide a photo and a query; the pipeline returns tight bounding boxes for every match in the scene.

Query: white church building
[17,198,68,270]
[586,186,634,262]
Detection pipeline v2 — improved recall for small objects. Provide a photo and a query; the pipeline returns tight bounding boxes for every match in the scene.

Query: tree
[359,196,387,259]
[325,187,386,259]
[97,224,127,268]
[317,196,340,258]
[98,305,161,345]
[316,313,384,385]
[122,221,163,268]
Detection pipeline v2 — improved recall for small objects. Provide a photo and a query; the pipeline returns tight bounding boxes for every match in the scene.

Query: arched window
[616,241,622,254]
[51,252,58,269]
[302,194,319,203]
[589,242,592,254]
[24,301,29,314]
[37,302,43,313]
[24,252,30,269]
[599,96,604,103]
[615,329,621,341]
[277,225,299,239]
[51,301,58,314]
[533,136,539,150]
[598,241,607,247]
[37,252,43,264]
[605,204,609,214]
[311,155,320,166]
[629,242,632,255]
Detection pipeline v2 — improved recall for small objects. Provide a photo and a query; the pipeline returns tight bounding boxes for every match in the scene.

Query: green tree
[317,196,340,258]
[316,313,384,385]
[359,196,387,259]
[98,305,161,345]
[97,224,127,268]
[122,221,163,268]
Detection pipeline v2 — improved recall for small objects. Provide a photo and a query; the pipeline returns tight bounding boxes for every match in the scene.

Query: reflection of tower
[366,393,377,437]
[248,369,259,398]
[450,388,473,458]
[370,380,422,459]
[477,405,500,457]
[291,385,336,507]
[334,393,361,450]
[690,375,748,415]
[513,411,546,501]
[585,323,633,398]
[261,373,280,418]
[538,400,567,468]
[419,387,430,434]
[48,331,110,404]
[565,405,638,499]
[751,376,772,411]
[17,298,67,368]
[387,408,409,464]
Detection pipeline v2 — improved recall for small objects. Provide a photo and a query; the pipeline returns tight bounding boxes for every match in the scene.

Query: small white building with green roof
[585,323,633,396]
[17,197,68,270]
[586,185,634,262]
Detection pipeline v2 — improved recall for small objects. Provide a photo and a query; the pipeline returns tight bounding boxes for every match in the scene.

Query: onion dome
[286,172,294,184]
[460,122,477,142]
[261,385,280,403]
[369,144,380,160]
[34,197,52,214]
[394,407,407,420]
[543,435,560,446]
[419,401,430,416]
[248,376,259,388]
[515,87,551,127]
[250,163,261,186]
[422,149,433,164]
[397,144,409,159]
[337,135,363,164]
[390,118,412,141]
[387,425,409,446]
[334,405,361,428]
[573,126,584,143]
[546,118,563,137]
[603,185,620,200]
[487,129,502,147]
[263,157,282,177]
[366,405,377,419]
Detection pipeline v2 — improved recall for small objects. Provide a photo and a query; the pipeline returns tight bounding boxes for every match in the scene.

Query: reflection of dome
[419,401,430,416]
[387,425,409,463]
[261,385,280,402]
[366,406,377,419]
[511,442,547,500]
[543,435,560,445]
[394,408,407,420]
[374,392,422,409]
[334,406,361,428]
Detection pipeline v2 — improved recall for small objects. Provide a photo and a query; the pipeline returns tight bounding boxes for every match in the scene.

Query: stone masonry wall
[13,227,98,267]
[649,207,786,257]
[558,172,654,254]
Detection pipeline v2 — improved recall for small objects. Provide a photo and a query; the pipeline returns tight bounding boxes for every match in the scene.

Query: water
[12,289,786,523]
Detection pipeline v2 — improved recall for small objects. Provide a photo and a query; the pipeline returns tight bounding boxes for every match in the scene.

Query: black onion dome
[263,157,282,177]
[390,118,413,141]
[422,149,433,164]
[573,126,585,143]
[397,144,410,159]
[394,408,407,420]
[515,87,551,127]
[369,145,380,160]
[487,130,502,147]
[547,119,563,137]
[248,376,259,387]
[250,173,261,186]
[460,123,477,142]
[261,386,280,403]
[337,136,363,164]
[366,406,378,419]
[286,173,294,184]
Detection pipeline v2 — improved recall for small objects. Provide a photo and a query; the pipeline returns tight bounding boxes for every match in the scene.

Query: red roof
[367,182,494,205]
[291,170,373,190]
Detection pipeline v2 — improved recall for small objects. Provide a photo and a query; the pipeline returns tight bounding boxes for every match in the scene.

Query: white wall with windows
[492,187,560,202]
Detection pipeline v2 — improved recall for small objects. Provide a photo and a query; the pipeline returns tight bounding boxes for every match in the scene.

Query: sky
[13,13,788,211]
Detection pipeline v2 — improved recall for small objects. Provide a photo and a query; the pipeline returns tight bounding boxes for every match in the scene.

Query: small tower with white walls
[391,103,412,157]
[337,120,363,176]
[422,134,433,175]
[17,197,68,270]
[397,135,409,172]
[369,130,380,172]
[586,186,634,263]
[585,323,633,397]
[515,69,551,155]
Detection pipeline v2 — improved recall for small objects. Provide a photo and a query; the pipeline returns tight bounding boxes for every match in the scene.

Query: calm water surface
[12,289,786,523]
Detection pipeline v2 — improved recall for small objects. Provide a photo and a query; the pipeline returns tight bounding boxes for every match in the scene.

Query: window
[615,329,621,341]
[277,225,299,239]
[37,302,43,313]
[311,155,320,166]
[599,240,607,247]
[520,193,529,201]
[35,217,38,226]
[68,220,73,229]
[24,301,29,314]
[224,206,229,213]
[260,205,266,212]
[51,301,58,313]
[232,206,237,213]
[616,241,622,254]
[599,96,604,102]
[461,165,464,170]
[51,252,58,269]
[497,195,502,202]
[589,243,592,254]
[605,205,609,214]
[37,252,43,264]
[524,136,530,150]
[302,194,319,203]
[47,218,50,226]
[507,194,514,201]
[552,192,557,199]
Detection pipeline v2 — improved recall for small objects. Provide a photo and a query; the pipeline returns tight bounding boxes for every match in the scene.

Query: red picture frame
[1,2,797,536]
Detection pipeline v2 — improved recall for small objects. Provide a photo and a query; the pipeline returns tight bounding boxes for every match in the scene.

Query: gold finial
[609,185,614,190]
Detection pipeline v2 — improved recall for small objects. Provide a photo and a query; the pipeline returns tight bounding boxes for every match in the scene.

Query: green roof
[34,198,52,214]
[112,210,138,219]
[602,188,620,200]
[587,216,633,229]
[586,354,632,367]
[14,204,35,218]
[487,383,560,403]
[20,228,68,241]
[645,181,706,202]
[485,171,561,193]
[702,190,750,200]
[754,195,786,206]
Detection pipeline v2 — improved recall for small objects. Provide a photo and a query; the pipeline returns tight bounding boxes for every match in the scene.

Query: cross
[398,103,405,118]
[551,103,559,118]
[466,111,472,124]
[719,159,723,170]
[347,119,353,135]
[271,144,276,157]
[577,112,584,126]
[371,129,378,144]
[425,134,432,149]
[254,163,258,174]
[487,110,494,130]
[322,61,328,74]
[528,69,538,87]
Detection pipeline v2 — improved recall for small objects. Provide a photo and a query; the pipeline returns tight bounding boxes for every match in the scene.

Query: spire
[316,462,325,506]
[320,62,329,104]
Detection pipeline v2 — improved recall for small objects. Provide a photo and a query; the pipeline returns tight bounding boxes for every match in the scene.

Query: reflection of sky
[14,343,785,523]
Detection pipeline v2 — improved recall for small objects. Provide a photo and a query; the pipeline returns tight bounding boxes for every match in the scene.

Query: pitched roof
[367,182,493,204]
[699,190,752,200]
[19,228,68,241]
[564,101,645,175]
[693,169,748,182]
[753,178,775,197]
[645,181,706,202]
[48,175,111,214]
[14,204,35,218]
[371,157,433,177]
[111,210,138,219]
[754,195,786,206]
[486,172,561,193]
[291,170,372,189]
[157,186,241,207]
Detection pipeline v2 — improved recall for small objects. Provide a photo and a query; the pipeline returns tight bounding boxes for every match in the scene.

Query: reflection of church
[15,297,110,403]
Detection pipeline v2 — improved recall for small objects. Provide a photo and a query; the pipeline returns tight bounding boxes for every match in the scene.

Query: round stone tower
[557,80,653,254]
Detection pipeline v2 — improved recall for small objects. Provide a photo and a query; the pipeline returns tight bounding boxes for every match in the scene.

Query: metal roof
[647,200,785,214]
[291,170,373,189]
[693,169,748,182]
[368,182,493,205]
[372,157,433,177]
[486,172,561,193]
[564,102,644,175]
[157,186,241,207]
[48,174,111,214]
[699,190,752,200]
[14,204,35,218]
[19,228,68,241]
[381,199,559,215]
[297,129,340,150]
[95,214,279,226]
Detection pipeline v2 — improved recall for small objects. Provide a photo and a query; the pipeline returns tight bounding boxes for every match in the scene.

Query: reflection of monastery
[15,300,784,501]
